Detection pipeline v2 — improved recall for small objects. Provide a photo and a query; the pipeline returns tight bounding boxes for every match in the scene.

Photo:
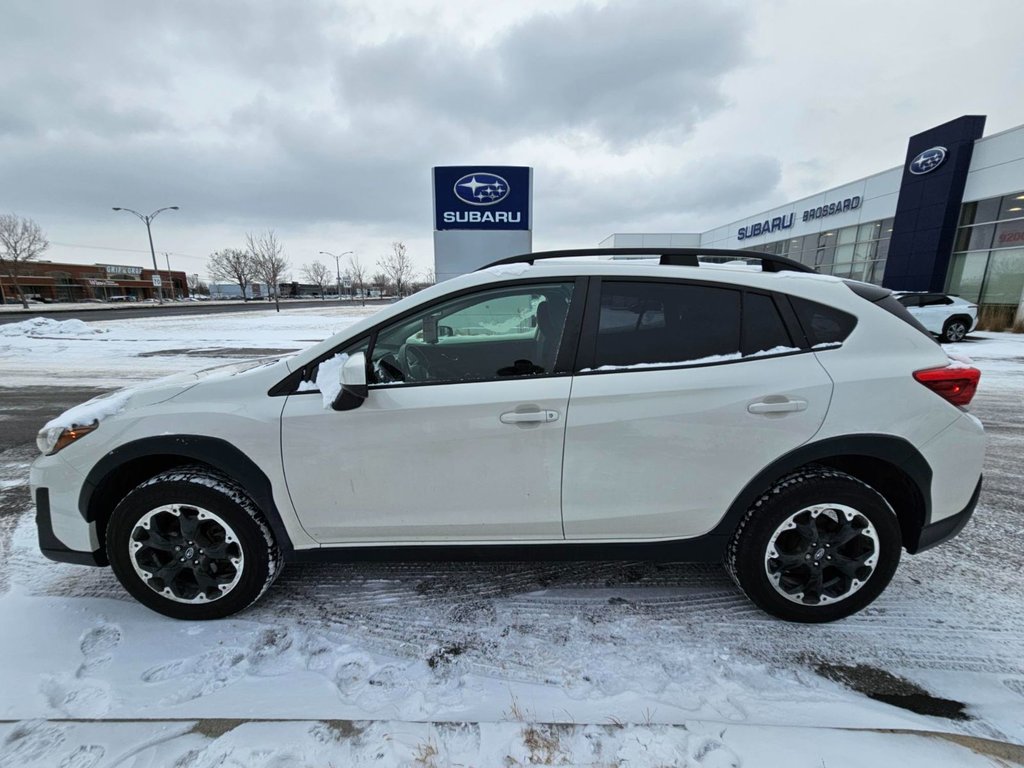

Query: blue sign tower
[433,166,533,281]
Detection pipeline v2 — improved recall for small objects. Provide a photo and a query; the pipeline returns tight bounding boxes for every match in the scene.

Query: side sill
[284,534,729,565]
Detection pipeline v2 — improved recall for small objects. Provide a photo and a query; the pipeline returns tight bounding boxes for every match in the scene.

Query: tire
[725,468,901,623]
[941,318,969,343]
[106,466,282,620]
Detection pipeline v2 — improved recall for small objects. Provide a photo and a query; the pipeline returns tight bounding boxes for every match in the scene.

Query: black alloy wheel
[726,468,902,622]
[107,467,281,620]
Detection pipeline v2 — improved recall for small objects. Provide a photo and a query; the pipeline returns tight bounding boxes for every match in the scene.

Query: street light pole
[319,250,353,301]
[164,252,174,299]
[112,205,179,304]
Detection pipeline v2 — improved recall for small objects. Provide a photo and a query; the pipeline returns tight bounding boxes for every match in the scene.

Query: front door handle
[500,409,559,425]
[748,398,808,414]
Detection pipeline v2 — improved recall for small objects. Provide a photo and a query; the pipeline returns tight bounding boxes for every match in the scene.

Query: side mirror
[332,351,369,411]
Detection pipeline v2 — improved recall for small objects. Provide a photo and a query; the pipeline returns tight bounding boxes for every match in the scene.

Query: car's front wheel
[106,466,282,620]
[725,468,901,622]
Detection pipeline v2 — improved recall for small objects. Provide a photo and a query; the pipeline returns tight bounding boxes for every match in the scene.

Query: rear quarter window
[790,297,857,346]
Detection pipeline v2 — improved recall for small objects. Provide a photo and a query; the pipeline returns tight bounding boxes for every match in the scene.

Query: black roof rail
[477,247,815,274]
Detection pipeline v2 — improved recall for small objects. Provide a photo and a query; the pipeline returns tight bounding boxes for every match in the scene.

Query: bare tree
[0,213,49,308]
[208,248,255,301]
[377,241,414,298]
[247,230,289,313]
[422,266,436,285]
[302,260,331,300]
[347,254,368,306]
[371,270,389,297]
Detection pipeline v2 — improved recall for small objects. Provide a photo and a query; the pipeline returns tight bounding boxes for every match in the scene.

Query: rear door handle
[500,410,559,425]
[748,399,808,414]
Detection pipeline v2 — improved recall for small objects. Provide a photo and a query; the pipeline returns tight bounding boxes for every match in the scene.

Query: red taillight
[913,365,981,406]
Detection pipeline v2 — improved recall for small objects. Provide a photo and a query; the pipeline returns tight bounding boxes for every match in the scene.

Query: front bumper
[35,487,106,566]
[912,475,982,553]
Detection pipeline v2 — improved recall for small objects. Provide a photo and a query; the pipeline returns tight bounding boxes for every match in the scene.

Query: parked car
[893,292,978,343]
[31,249,985,623]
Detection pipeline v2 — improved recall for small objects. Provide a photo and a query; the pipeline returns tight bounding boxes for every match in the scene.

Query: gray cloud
[0,0,770,247]
[540,154,783,232]
[335,1,747,146]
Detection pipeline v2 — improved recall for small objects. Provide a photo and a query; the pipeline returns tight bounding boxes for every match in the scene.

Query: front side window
[370,282,575,385]
[592,281,741,369]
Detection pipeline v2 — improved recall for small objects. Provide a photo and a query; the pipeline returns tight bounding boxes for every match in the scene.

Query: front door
[280,280,580,544]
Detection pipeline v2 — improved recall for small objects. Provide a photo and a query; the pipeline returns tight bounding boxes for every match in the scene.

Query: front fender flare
[79,434,297,556]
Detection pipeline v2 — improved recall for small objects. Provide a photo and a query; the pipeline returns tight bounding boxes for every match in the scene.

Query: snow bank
[0,316,106,337]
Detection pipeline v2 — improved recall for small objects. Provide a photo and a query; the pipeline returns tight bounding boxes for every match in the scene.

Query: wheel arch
[712,434,933,554]
[79,435,294,557]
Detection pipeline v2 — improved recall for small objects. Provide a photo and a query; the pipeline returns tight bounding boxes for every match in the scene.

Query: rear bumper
[911,475,982,553]
[35,488,106,567]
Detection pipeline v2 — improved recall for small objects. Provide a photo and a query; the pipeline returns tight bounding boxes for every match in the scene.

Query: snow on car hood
[44,356,291,430]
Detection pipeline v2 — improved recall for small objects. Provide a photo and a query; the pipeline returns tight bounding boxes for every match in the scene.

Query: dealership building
[601,115,1024,327]
[0,261,189,303]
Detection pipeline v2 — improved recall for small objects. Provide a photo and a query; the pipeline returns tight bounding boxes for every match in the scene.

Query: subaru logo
[909,146,947,175]
[453,173,510,206]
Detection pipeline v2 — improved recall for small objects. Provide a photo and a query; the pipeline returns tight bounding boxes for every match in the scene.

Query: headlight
[36,422,98,456]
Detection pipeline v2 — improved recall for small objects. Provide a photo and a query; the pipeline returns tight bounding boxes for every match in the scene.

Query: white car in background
[894,292,979,343]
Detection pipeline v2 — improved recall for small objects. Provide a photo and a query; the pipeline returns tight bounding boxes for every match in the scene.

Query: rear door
[561,279,834,540]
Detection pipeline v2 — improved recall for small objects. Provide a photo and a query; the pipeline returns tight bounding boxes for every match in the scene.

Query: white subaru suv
[31,249,985,623]
[894,291,979,343]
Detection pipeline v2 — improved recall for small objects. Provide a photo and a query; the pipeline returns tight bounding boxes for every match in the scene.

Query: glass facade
[743,217,893,285]
[947,191,1024,308]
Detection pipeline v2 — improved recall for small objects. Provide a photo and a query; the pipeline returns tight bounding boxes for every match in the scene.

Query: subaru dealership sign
[434,166,531,231]
[433,165,533,282]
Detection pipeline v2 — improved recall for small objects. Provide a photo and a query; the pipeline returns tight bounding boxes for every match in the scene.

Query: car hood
[43,356,293,430]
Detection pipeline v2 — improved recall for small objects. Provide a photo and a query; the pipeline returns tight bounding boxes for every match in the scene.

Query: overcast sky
[3,0,1024,279]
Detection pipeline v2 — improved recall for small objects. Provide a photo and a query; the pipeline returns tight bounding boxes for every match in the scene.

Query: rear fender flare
[710,434,932,542]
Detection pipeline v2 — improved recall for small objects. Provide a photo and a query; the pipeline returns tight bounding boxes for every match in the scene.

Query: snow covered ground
[0,310,1023,766]
[0,306,382,388]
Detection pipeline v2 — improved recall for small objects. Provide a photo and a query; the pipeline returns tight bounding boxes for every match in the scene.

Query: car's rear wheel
[725,468,901,622]
[941,318,969,343]
[106,466,282,620]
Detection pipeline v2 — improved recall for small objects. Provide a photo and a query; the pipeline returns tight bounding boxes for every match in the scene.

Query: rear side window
[742,292,793,355]
[790,297,857,346]
[594,281,741,368]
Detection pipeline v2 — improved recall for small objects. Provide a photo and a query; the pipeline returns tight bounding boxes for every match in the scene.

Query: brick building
[0,261,189,304]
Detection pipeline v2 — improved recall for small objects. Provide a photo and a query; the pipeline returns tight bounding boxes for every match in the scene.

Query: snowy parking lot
[0,307,1022,766]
